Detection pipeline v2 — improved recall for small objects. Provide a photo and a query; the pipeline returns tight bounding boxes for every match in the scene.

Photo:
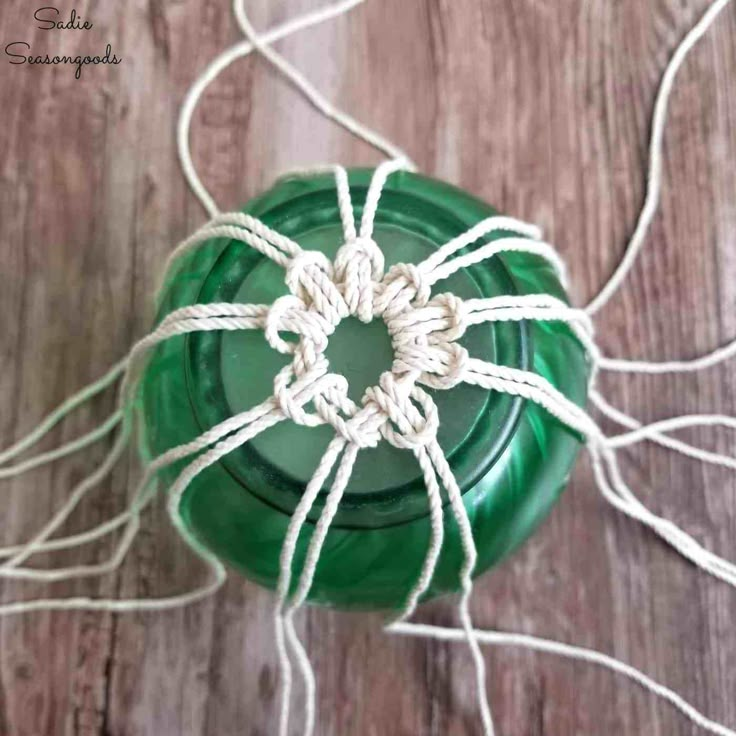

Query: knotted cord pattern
[1,1,736,736]
[3,160,735,736]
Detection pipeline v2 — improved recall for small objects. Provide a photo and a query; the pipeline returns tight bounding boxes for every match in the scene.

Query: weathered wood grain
[0,1,735,734]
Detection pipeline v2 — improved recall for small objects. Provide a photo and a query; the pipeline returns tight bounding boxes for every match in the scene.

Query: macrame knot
[376,262,431,320]
[271,360,330,427]
[329,406,384,449]
[422,343,470,390]
[290,309,336,355]
[429,292,467,342]
[363,372,439,450]
[310,372,353,427]
[334,236,384,323]
[274,386,314,426]
[265,295,307,354]
[271,358,353,430]
[285,250,348,323]
[334,235,384,280]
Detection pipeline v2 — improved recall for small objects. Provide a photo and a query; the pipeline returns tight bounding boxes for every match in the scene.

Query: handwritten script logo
[5,6,122,79]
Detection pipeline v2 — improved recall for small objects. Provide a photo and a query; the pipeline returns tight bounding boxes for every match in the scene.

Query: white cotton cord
[287,443,359,611]
[164,373,346,534]
[585,398,736,590]
[0,515,141,583]
[599,335,736,374]
[461,297,600,372]
[0,434,151,583]
[274,606,294,736]
[594,421,736,582]
[608,414,736,449]
[0,566,225,616]
[283,441,359,736]
[428,441,495,736]
[464,298,592,329]
[426,237,568,290]
[3,2,735,734]
[232,0,414,168]
[470,306,600,369]
[463,361,600,440]
[160,218,303,292]
[359,157,410,238]
[178,0,413,218]
[391,294,598,374]
[0,410,227,615]
[208,212,303,256]
[0,303,306,583]
[332,163,397,321]
[589,442,736,588]
[178,0,372,216]
[0,409,123,480]
[0,507,132,558]
[418,215,543,277]
[0,357,127,467]
[0,365,334,587]
[576,0,736,608]
[586,0,735,314]
[0,418,132,571]
[388,622,736,736]
[591,389,736,471]
[0,310,254,570]
[390,445,445,622]
[333,165,357,240]
[406,308,736,595]
[0,388,286,579]
[611,417,736,471]
[361,372,495,733]
[275,436,345,736]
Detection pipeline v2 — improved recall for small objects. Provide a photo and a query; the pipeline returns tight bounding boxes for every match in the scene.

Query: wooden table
[1,1,734,733]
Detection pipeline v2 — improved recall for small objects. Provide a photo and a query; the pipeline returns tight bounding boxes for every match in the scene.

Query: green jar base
[140,169,588,611]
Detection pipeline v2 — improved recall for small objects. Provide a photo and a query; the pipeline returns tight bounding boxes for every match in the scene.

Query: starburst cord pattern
[1,1,735,736]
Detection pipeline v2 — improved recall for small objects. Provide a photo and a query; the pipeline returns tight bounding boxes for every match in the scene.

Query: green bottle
[139,169,588,611]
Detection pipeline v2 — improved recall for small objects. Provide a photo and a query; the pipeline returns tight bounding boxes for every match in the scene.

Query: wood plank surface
[1,1,735,734]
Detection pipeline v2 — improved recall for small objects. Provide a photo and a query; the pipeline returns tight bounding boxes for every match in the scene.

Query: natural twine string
[1,1,735,735]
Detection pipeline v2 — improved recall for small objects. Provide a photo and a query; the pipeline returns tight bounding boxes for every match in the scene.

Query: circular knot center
[258,233,474,461]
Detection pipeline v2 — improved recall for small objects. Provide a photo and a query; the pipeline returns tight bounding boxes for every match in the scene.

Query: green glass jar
[139,169,588,611]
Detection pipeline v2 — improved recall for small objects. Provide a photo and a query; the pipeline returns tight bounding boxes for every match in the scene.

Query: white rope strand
[388,622,736,736]
[177,0,413,218]
[177,0,371,216]
[284,442,359,736]
[599,336,736,374]
[2,2,735,735]
[232,0,413,168]
[275,436,345,736]
[429,442,495,736]
[0,358,127,466]
[586,0,735,314]
[0,410,123,480]
[592,389,736,471]
[391,446,445,622]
